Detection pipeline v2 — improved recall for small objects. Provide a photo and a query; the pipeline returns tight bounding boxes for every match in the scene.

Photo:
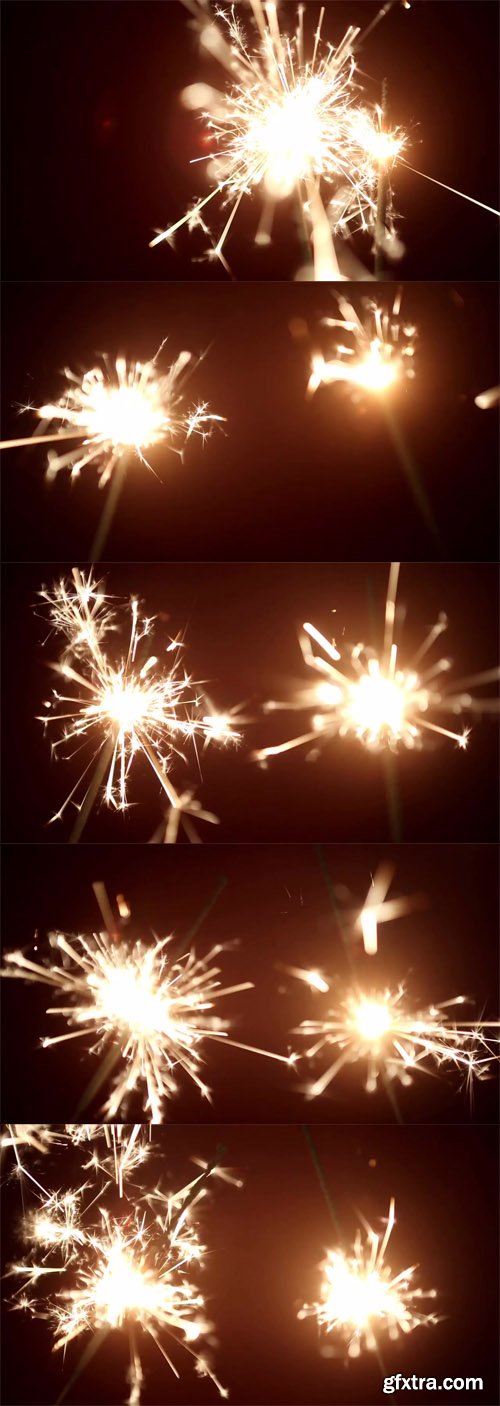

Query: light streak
[254,562,499,762]
[298,1198,439,1358]
[307,290,416,399]
[37,568,239,839]
[152,2,406,278]
[0,346,223,485]
[1,889,293,1121]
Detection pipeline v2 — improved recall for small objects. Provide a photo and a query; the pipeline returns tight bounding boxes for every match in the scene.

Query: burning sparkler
[1,886,293,1121]
[287,968,499,1101]
[298,1198,439,1358]
[154,2,499,278]
[37,567,239,841]
[254,562,500,763]
[5,1128,233,1404]
[0,345,223,485]
[152,2,407,278]
[307,290,416,399]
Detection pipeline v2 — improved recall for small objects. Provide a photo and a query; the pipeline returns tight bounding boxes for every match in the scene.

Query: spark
[307,289,416,399]
[1,890,293,1121]
[288,970,499,1100]
[152,2,406,278]
[37,567,239,839]
[298,1198,439,1358]
[0,346,223,486]
[346,863,424,957]
[254,562,499,762]
[474,385,500,410]
[6,1132,232,1404]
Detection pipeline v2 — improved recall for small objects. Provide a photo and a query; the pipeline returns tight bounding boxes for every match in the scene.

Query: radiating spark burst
[152,2,406,278]
[1,1125,66,1156]
[254,562,500,763]
[1,346,223,486]
[287,967,499,1100]
[6,1137,232,1405]
[1,904,292,1122]
[37,568,239,839]
[298,1199,439,1358]
[307,289,416,399]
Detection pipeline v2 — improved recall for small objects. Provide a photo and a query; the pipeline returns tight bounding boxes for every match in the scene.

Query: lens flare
[298,1199,439,1358]
[0,347,222,486]
[254,562,499,763]
[37,568,239,840]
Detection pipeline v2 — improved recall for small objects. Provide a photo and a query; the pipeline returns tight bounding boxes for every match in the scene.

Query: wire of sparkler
[89,452,131,563]
[374,79,389,278]
[302,1125,341,1238]
[314,846,356,976]
[55,1326,112,1405]
[69,737,116,845]
[183,875,228,943]
[381,399,442,551]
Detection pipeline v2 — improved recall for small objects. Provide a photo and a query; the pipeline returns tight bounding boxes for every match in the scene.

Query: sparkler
[254,562,500,763]
[153,1,498,278]
[5,1128,233,1405]
[1,886,293,1121]
[298,1198,439,1358]
[0,346,222,485]
[152,2,406,278]
[37,567,239,841]
[288,968,499,1100]
[307,290,416,399]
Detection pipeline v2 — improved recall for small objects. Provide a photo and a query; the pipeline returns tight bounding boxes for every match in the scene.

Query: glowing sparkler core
[38,568,238,839]
[153,4,405,277]
[299,1200,438,1359]
[2,349,222,486]
[290,971,498,1100]
[2,889,293,1120]
[255,562,499,764]
[7,1133,231,1404]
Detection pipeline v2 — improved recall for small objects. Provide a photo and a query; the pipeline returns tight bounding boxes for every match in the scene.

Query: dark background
[1,843,498,1125]
[2,561,499,843]
[1,281,499,563]
[1,1124,499,1405]
[2,2,499,281]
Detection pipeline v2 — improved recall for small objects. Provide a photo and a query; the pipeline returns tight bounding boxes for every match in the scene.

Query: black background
[2,2,499,281]
[1,1124,499,1405]
[2,281,499,563]
[2,561,499,843]
[1,843,498,1125]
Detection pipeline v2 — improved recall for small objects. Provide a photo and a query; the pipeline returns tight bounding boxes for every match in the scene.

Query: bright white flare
[289,971,499,1100]
[152,3,405,277]
[2,916,291,1121]
[298,1199,438,1358]
[10,349,222,486]
[254,562,499,762]
[38,568,239,838]
[307,290,416,398]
